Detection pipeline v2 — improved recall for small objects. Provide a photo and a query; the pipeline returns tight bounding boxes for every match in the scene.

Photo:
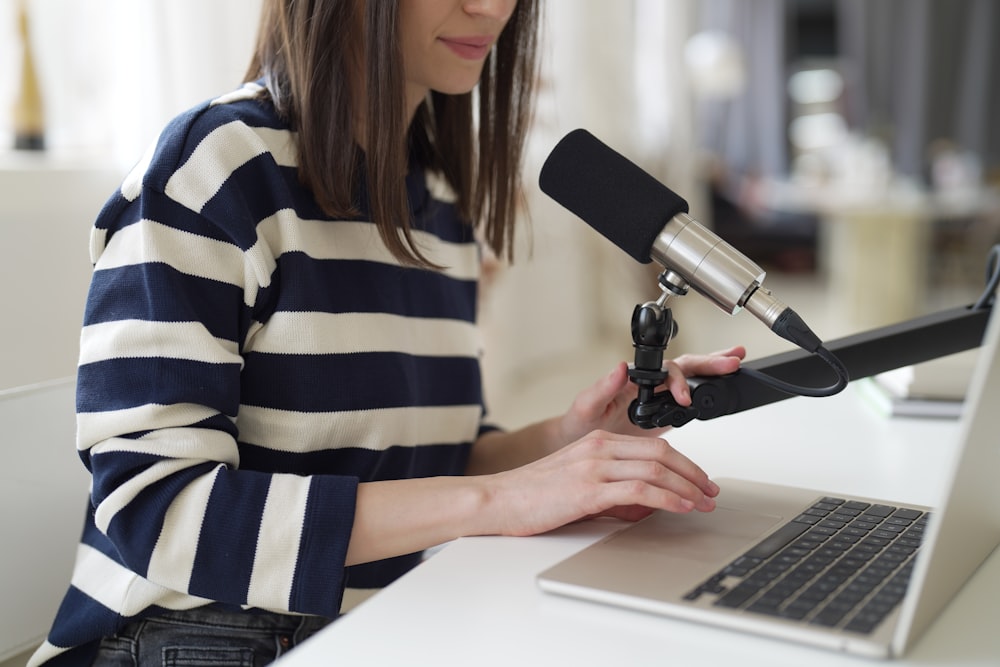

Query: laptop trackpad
[609,507,783,562]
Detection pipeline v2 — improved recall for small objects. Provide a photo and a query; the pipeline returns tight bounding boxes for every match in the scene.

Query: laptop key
[715,582,761,608]
[865,504,896,517]
[689,498,926,630]
[743,521,812,560]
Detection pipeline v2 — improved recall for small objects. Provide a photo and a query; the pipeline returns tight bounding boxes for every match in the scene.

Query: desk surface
[276,385,1000,666]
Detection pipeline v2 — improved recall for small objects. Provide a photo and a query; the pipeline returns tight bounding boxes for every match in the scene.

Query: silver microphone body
[652,212,788,329]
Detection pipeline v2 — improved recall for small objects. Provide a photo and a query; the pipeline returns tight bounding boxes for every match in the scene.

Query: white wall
[0,155,121,391]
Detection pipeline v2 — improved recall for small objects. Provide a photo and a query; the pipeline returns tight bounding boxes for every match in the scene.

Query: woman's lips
[439,36,493,60]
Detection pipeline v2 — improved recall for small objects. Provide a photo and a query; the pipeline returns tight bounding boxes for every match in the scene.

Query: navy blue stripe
[345,552,423,589]
[239,352,481,412]
[89,450,161,506]
[84,263,246,338]
[189,468,271,603]
[290,476,357,615]
[202,155,325,239]
[215,93,289,130]
[239,442,471,481]
[108,187,236,243]
[77,357,242,415]
[267,253,477,320]
[139,102,214,193]
[92,190,130,234]
[104,461,219,577]
[46,585,119,649]
[79,508,129,563]
[405,174,475,243]
[42,644,102,667]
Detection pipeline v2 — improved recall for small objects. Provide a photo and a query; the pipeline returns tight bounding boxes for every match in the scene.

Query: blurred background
[2,0,999,403]
[0,1,998,662]
[3,0,998,407]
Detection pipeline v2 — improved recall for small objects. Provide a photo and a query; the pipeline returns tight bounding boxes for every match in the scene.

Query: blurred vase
[12,0,45,151]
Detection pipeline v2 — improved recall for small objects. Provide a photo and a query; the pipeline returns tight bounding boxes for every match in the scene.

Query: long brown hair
[245,0,540,266]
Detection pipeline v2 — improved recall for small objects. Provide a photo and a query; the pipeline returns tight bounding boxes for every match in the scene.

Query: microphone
[539,128,824,355]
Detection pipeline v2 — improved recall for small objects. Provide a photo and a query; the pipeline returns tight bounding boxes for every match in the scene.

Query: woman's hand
[483,346,744,537]
[353,346,746,561]
[555,345,746,446]
[349,426,723,563]
[485,429,721,537]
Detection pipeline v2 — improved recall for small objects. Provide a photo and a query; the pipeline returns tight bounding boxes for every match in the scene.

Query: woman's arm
[345,428,718,566]
[344,346,746,566]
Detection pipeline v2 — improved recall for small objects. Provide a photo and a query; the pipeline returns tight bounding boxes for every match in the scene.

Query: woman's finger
[568,433,719,499]
[585,458,717,512]
[672,345,746,377]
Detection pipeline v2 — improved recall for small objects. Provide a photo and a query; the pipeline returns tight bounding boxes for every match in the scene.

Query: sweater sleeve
[76,104,357,617]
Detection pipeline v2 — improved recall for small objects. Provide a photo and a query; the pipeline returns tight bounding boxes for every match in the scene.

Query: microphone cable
[740,344,850,399]
[740,305,850,399]
[744,243,1000,400]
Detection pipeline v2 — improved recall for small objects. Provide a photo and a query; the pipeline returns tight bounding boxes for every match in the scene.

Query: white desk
[276,385,1000,666]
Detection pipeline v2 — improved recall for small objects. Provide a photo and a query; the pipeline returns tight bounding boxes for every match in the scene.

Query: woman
[31,1,745,665]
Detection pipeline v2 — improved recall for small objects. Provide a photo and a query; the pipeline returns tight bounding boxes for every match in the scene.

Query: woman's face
[398,0,518,111]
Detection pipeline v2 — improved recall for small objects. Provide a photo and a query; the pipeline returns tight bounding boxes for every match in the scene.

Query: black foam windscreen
[538,129,689,264]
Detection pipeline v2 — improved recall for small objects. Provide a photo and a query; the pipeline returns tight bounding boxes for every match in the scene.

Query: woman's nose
[462,0,518,22]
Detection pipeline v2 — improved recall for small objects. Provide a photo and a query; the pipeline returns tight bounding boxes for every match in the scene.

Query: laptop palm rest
[609,506,781,562]
[538,480,820,604]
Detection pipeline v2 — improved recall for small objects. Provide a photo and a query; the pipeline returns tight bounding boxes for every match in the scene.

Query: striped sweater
[32,82,491,666]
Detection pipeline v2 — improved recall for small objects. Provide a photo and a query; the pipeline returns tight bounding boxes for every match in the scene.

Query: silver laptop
[538,300,1000,659]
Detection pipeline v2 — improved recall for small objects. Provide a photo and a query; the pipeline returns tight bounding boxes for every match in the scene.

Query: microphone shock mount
[626,270,706,429]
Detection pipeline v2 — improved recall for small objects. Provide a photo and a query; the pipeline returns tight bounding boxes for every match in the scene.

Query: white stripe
[78,403,226,452]
[79,320,242,366]
[254,212,481,280]
[209,81,265,107]
[237,404,482,453]
[246,474,310,608]
[145,468,219,592]
[96,218,251,288]
[165,120,269,212]
[245,311,481,357]
[89,428,239,465]
[426,171,457,203]
[89,226,108,264]
[26,641,67,665]
[254,126,298,167]
[70,543,211,617]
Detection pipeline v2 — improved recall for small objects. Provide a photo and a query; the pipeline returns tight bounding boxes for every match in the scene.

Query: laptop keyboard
[683,497,929,635]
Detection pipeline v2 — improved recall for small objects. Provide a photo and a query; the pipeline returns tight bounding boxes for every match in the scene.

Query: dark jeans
[90,606,333,666]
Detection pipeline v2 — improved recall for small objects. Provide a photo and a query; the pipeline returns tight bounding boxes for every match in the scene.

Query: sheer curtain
[691,0,788,180]
[3,0,261,169]
[838,0,1000,181]
[690,0,999,184]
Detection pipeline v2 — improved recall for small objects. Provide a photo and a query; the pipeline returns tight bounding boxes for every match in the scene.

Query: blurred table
[762,178,1000,331]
